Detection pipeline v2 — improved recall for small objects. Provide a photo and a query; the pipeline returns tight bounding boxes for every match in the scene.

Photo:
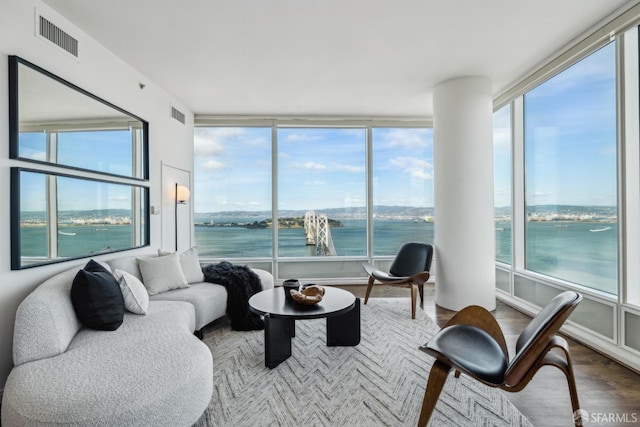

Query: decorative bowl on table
[290,285,325,305]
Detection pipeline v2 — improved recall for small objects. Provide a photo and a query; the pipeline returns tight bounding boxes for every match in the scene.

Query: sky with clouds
[20,170,135,212]
[18,130,138,212]
[523,41,617,207]
[493,41,617,209]
[193,127,433,213]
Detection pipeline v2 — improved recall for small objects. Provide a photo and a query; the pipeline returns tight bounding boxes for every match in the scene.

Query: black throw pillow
[71,259,125,331]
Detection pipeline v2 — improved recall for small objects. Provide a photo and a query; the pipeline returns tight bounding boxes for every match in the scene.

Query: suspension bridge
[303,211,336,256]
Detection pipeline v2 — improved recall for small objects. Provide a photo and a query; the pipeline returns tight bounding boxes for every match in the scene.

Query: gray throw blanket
[202,261,264,331]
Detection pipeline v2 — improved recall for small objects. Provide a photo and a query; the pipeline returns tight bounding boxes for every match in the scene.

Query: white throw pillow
[114,269,149,315]
[137,253,189,295]
[158,246,205,284]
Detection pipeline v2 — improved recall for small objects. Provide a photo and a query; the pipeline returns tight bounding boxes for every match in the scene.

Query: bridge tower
[303,210,336,255]
[304,211,317,245]
[316,214,336,256]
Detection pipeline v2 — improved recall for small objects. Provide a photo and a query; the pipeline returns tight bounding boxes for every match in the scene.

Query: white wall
[0,0,195,388]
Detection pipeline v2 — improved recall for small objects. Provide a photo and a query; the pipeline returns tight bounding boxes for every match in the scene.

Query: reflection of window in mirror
[9,56,148,180]
[18,132,47,161]
[9,56,150,269]
[56,129,143,177]
[12,169,149,269]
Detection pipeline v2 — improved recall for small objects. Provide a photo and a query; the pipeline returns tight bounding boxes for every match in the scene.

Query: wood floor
[335,284,640,427]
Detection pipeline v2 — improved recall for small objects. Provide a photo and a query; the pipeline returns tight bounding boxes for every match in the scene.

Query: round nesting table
[249,287,361,368]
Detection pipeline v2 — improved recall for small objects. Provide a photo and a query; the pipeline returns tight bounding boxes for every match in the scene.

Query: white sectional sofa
[1,251,273,426]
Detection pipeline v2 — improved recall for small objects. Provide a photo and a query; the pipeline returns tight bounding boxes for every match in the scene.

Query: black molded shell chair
[363,242,434,319]
[417,290,583,426]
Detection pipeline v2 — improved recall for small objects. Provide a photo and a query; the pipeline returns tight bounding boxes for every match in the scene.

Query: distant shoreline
[20,223,129,228]
[195,217,343,229]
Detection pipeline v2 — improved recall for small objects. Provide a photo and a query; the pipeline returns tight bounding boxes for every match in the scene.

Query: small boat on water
[58,231,76,236]
[590,226,612,232]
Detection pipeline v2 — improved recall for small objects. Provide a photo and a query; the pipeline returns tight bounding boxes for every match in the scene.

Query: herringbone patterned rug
[195,298,532,427]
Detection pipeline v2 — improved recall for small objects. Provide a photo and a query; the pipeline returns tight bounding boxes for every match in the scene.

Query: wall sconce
[175,183,191,251]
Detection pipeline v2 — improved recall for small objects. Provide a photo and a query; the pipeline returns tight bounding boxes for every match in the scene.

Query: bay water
[20,218,617,294]
[194,218,617,294]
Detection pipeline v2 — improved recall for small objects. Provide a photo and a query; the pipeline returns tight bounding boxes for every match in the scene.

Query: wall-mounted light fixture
[175,183,191,251]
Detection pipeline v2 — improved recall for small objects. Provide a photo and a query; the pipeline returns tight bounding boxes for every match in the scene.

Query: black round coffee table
[249,287,361,368]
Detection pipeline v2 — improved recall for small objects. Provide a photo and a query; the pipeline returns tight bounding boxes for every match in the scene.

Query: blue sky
[492,41,617,208]
[493,104,512,208]
[193,127,433,213]
[20,171,134,212]
[18,130,136,212]
[523,41,617,207]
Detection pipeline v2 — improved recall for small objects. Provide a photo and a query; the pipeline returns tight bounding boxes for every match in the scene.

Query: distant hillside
[194,206,435,223]
[524,205,616,216]
[195,204,617,223]
[21,209,133,221]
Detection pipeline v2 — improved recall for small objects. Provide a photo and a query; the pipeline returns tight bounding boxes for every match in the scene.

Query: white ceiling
[44,0,636,119]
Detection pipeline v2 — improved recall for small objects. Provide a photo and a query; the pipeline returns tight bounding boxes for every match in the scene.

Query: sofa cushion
[115,269,149,315]
[2,301,212,427]
[106,253,154,282]
[158,246,205,284]
[253,268,275,290]
[71,260,125,331]
[137,253,189,295]
[150,282,227,330]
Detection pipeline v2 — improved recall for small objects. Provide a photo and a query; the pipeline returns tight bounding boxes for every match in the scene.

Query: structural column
[433,76,495,311]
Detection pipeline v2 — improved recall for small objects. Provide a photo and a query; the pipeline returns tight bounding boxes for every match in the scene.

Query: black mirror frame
[8,55,149,181]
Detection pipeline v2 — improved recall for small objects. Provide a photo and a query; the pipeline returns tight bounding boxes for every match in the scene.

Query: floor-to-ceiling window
[193,122,432,274]
[523,41,618,294]
[193,127,273,257]
[493,19,640,370]
[371,128,434,256]
[493,104,512,265]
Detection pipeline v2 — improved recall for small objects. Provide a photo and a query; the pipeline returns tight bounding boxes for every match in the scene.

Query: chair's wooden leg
[567,362,582,427]
[364,276,375,305]
[531,337,582,426]
[418,283,424,308]
[549,337,582,425]
[411,283,418,319]
[418,360,452,427]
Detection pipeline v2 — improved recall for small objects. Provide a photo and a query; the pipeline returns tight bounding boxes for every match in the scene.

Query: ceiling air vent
[37,14,79,58]
[171,106,186,124]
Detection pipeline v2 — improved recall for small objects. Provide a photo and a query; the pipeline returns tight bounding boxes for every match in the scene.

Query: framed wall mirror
[8,56,151,269]
[11,168,149,269]
[9,56,149,180]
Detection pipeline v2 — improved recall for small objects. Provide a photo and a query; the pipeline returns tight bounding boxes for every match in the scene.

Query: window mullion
[47,174,58,259]
[512,96,525,271]
[366,127,373,260]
